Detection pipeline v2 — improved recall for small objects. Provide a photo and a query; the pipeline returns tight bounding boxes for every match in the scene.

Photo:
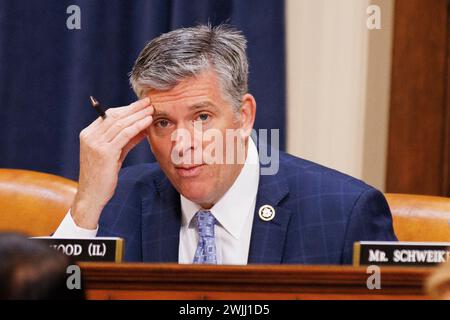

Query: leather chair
[0,169,77,236]
[385,193,450,242]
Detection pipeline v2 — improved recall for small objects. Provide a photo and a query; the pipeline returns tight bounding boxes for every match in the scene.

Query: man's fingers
[105,97,151,120]
[110,116,153,151]
[119,131,147,164]
[79,117,102,141]
[129,97,152,110]
[101,105,153,143]
[81,97,151,138]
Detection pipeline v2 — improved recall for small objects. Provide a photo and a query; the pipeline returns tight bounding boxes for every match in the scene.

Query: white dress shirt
[53,138,260,265]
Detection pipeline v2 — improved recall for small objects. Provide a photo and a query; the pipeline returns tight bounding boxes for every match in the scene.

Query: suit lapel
[247,167,292,264]
[141,171,180,263]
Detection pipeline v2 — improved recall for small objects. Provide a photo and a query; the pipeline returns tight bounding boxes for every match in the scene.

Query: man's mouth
[174,164,205,177]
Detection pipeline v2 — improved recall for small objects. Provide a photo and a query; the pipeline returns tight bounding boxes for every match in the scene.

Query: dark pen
[89,96,107,119]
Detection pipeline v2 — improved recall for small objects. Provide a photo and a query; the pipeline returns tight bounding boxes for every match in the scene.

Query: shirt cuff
[53,209,98,238]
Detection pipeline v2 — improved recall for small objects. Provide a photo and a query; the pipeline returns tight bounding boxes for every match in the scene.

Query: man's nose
[171,122,202,158]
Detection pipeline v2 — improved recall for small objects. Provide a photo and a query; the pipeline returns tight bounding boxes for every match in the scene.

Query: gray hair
[129,24,248,111]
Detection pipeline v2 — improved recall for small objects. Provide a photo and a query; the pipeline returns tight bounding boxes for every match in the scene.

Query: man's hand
[71,98,153,229]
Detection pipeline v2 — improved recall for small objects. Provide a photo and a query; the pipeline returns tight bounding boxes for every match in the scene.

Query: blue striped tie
[193,210,217,264]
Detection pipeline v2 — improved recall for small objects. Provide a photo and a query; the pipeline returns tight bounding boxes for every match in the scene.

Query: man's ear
[239,93,256,138]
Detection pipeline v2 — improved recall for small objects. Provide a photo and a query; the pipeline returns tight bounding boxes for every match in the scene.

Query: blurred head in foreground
[0,233,84,300]
[426,259,450,300]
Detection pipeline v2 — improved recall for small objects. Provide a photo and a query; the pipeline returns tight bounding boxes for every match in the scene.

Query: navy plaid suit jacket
[97,151,397,264]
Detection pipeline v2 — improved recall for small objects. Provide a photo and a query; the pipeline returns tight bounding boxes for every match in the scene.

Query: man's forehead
[145,71,227,116]
[146,69,223,102]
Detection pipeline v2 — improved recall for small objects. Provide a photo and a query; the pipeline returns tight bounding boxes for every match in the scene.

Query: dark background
[0,0,285,180]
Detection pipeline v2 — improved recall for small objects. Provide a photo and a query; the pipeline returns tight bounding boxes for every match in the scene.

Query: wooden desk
[80,263,433,300]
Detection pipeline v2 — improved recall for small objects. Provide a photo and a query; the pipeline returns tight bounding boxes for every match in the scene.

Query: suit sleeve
[96,172,144,262]
[342,188,398,264]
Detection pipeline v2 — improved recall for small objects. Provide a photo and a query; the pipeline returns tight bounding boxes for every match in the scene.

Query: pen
[89,96,107,119]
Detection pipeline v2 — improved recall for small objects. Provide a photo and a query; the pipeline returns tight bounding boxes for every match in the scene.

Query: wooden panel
[80,263,432,300]
[85,290,427,300]
[444,4,450,195]
[387,0,449,196]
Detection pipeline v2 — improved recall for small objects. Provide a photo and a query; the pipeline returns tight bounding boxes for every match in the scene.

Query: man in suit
[54,24,397,264]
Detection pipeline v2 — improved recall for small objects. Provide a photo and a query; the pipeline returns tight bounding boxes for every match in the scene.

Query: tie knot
[196,210,216,238]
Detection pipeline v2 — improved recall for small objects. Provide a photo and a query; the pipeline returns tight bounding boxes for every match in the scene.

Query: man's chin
[177,183,214,206]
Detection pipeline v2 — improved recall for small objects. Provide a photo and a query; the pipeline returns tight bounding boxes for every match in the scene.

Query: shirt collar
[180,138,260,239]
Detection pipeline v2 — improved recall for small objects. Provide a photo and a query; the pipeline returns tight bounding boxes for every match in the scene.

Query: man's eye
[155,119,170,128]
[197,113,210,121]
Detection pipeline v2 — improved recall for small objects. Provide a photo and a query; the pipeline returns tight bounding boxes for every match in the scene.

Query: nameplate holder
[31,237,124,262]
[353,241,450,267]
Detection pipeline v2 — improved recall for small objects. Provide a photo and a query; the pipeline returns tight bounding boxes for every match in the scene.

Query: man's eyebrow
[189,101,217,111]
[153,108,168,117]
[152,101,217,118]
